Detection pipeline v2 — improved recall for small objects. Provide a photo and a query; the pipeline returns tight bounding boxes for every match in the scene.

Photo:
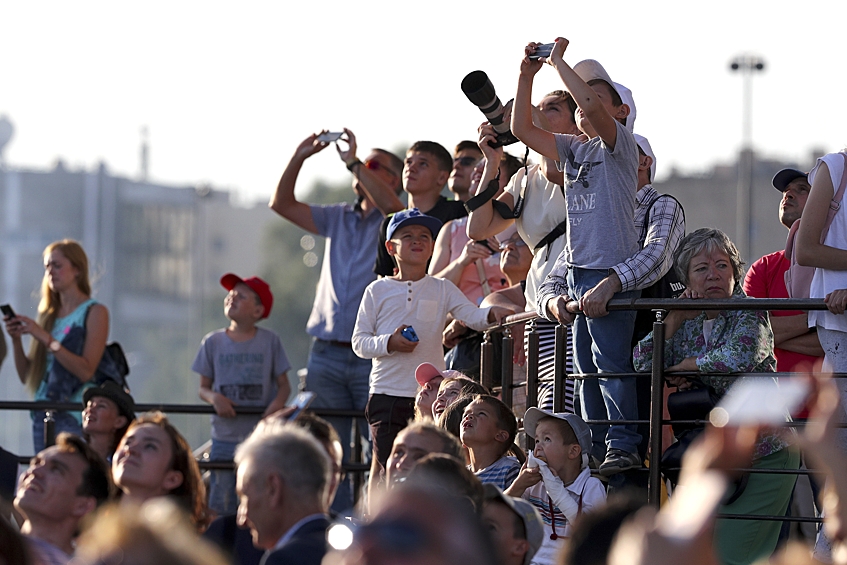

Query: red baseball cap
[220,273,273,319]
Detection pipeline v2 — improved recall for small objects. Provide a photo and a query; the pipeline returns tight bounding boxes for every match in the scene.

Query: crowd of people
[2,37,847,565]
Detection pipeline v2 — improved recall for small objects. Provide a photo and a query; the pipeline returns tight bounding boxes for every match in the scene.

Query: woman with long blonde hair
[2,239,111,452]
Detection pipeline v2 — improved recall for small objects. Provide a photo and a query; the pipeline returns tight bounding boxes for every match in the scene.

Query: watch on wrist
[49,339,61,353]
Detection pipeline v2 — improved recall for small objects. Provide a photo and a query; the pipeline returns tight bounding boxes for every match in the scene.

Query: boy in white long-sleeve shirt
[352,208,512,496]
[506,408,606,565]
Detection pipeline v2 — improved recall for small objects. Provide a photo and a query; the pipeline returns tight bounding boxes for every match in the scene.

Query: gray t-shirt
[554,120,639,270]
[192,327,291,442]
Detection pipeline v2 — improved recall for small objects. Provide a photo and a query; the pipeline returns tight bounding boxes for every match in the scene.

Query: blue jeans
[208,439,239,517]
[567,267,641,458]
[32,410,82,454]
[305,339,372,512]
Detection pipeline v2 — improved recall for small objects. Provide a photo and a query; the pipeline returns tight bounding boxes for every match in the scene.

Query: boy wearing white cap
[511,38,642,475]
[506,408,605,565]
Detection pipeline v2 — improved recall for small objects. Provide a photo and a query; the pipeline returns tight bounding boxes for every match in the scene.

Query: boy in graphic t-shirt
[193,273,291,516]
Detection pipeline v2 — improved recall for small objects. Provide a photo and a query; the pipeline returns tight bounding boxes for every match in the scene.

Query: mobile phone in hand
[0,304,16,319]
[317,132,344,143]
[528,43,554,60]
[401,326,419,342]
[286,391,317,421]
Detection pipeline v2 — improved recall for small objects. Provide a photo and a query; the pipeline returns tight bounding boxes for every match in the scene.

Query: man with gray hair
[235,422,331,565]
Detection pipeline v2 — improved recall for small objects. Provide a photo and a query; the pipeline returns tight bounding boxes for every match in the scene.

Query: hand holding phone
[528,43,554,60]
[317,132,344,143]
[1,304,16,320]
[401,326,419,342]
[286,391,316,421]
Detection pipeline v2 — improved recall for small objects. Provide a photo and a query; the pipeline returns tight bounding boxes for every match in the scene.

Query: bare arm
[511,43,558,160]
[336,128,404,215]
[17,304,110,383]
[776,331,824,357]
[466,125,516,240]
[263,373,292,417]
[482,285,526,311]
[269,133,333,234]
[199,375,237,418]
[796,161,847,269]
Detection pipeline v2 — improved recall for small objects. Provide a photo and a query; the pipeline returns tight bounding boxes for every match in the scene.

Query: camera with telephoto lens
[461,70,519,148]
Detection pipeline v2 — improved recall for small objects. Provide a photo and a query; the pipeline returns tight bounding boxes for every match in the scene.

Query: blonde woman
[3,239,110,452]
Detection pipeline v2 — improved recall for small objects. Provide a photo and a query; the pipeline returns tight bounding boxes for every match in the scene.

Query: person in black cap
[82,380,136,462]
[743,168,823,373]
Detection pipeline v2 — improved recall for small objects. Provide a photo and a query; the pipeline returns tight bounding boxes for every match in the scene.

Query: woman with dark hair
[633,228,798,565]
[3,239,112,452]
[112,411,209,529]
[82,381,136,462]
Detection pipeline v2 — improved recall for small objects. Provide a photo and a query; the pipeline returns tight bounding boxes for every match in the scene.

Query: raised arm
[796,159,847,269]
[269,133,330,234]
[466,123,516,240]
[511,43,558,160]
[547,38,620,150]
[336,128,404,216]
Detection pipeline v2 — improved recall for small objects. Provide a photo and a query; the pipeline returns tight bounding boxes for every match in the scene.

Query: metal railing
[481,297,833,523]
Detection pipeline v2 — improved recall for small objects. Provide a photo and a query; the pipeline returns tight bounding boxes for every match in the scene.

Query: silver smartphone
[317,132,344,143]
[528,43,554,60]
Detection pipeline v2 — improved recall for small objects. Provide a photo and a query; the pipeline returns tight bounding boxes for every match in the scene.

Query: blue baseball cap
[385,208,443,240]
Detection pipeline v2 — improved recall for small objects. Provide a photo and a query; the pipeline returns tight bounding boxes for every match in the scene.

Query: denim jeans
[32,410,82,454]
[567,267,641,458]
[305,339,372,512]
[208,439,239,516]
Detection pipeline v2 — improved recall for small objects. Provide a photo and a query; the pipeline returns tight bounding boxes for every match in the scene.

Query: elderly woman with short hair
[633,228,799,565]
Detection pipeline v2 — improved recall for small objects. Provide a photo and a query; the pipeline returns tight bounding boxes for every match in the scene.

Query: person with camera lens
[466,89,579,415]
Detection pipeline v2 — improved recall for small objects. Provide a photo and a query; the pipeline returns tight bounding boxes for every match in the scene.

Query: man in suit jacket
[234,421,331,565]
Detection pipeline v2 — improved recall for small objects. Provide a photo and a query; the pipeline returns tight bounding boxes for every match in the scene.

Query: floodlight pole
[730,55,765,262]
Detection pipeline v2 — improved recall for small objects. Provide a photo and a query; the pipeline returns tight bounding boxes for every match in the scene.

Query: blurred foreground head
[73,499,228,565]
[326,482,498,565]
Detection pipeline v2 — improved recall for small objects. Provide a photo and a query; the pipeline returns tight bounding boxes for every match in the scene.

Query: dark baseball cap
[772,168,808,192]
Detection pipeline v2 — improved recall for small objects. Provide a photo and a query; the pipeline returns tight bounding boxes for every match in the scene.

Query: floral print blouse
[632,286,790,459]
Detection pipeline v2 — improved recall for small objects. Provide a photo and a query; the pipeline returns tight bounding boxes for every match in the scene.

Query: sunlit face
[236,459,275,549]
[44,249,80,293]
[112,423,181,497]
[539,95,578,135]
[385,429,444,487]
[460,399,503,446]
[574,82,624,137]
[686,247,735,300]
[415,376,444,420]
[83,396,126,435]
[499,233,531,282]
[532,420,570,475]
[387,225,434,267]
[14,446,90,522]
[356,151,400,198]
[431,381,463,420]
[224,282,263,322]
[779,177,811,229]
[448,149,482,194]
[403,151,449,196]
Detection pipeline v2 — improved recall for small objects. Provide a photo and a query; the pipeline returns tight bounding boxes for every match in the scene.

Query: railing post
[352,416,363,506]
[553,324,567,413]
[44,410,56,448]
[500,329,514,410]
[648,310,666,509]
[481,331,495,391]
[526,321,540,451]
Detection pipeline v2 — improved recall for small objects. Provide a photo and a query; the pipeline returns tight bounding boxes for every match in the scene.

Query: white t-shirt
[503,164,568,311]
[809,152,847,332]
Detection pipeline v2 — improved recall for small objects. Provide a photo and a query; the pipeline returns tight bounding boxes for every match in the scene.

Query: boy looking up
[511,38,641,475]
[506,408,605,565]
[193,273,291,516]
[352,209,512,495]
[461,394,521,490]
[482,484,544,565]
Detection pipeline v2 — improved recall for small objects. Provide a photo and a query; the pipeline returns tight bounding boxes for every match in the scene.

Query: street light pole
[730,55,765,262]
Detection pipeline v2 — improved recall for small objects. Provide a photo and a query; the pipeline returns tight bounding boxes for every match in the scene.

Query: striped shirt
[472,455,520,491]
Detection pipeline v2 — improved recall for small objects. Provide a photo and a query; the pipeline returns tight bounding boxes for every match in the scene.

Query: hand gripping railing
[482,297,833,514]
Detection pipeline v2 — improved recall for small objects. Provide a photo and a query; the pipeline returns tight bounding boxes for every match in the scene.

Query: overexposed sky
[1,1,844,205]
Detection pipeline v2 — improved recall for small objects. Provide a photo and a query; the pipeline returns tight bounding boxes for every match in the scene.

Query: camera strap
[465,174,501,213]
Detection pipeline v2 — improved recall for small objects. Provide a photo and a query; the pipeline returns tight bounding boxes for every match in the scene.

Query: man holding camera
[269,129,403,510]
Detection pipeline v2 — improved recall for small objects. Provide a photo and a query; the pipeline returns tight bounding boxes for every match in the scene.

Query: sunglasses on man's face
[363,159,398,177]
